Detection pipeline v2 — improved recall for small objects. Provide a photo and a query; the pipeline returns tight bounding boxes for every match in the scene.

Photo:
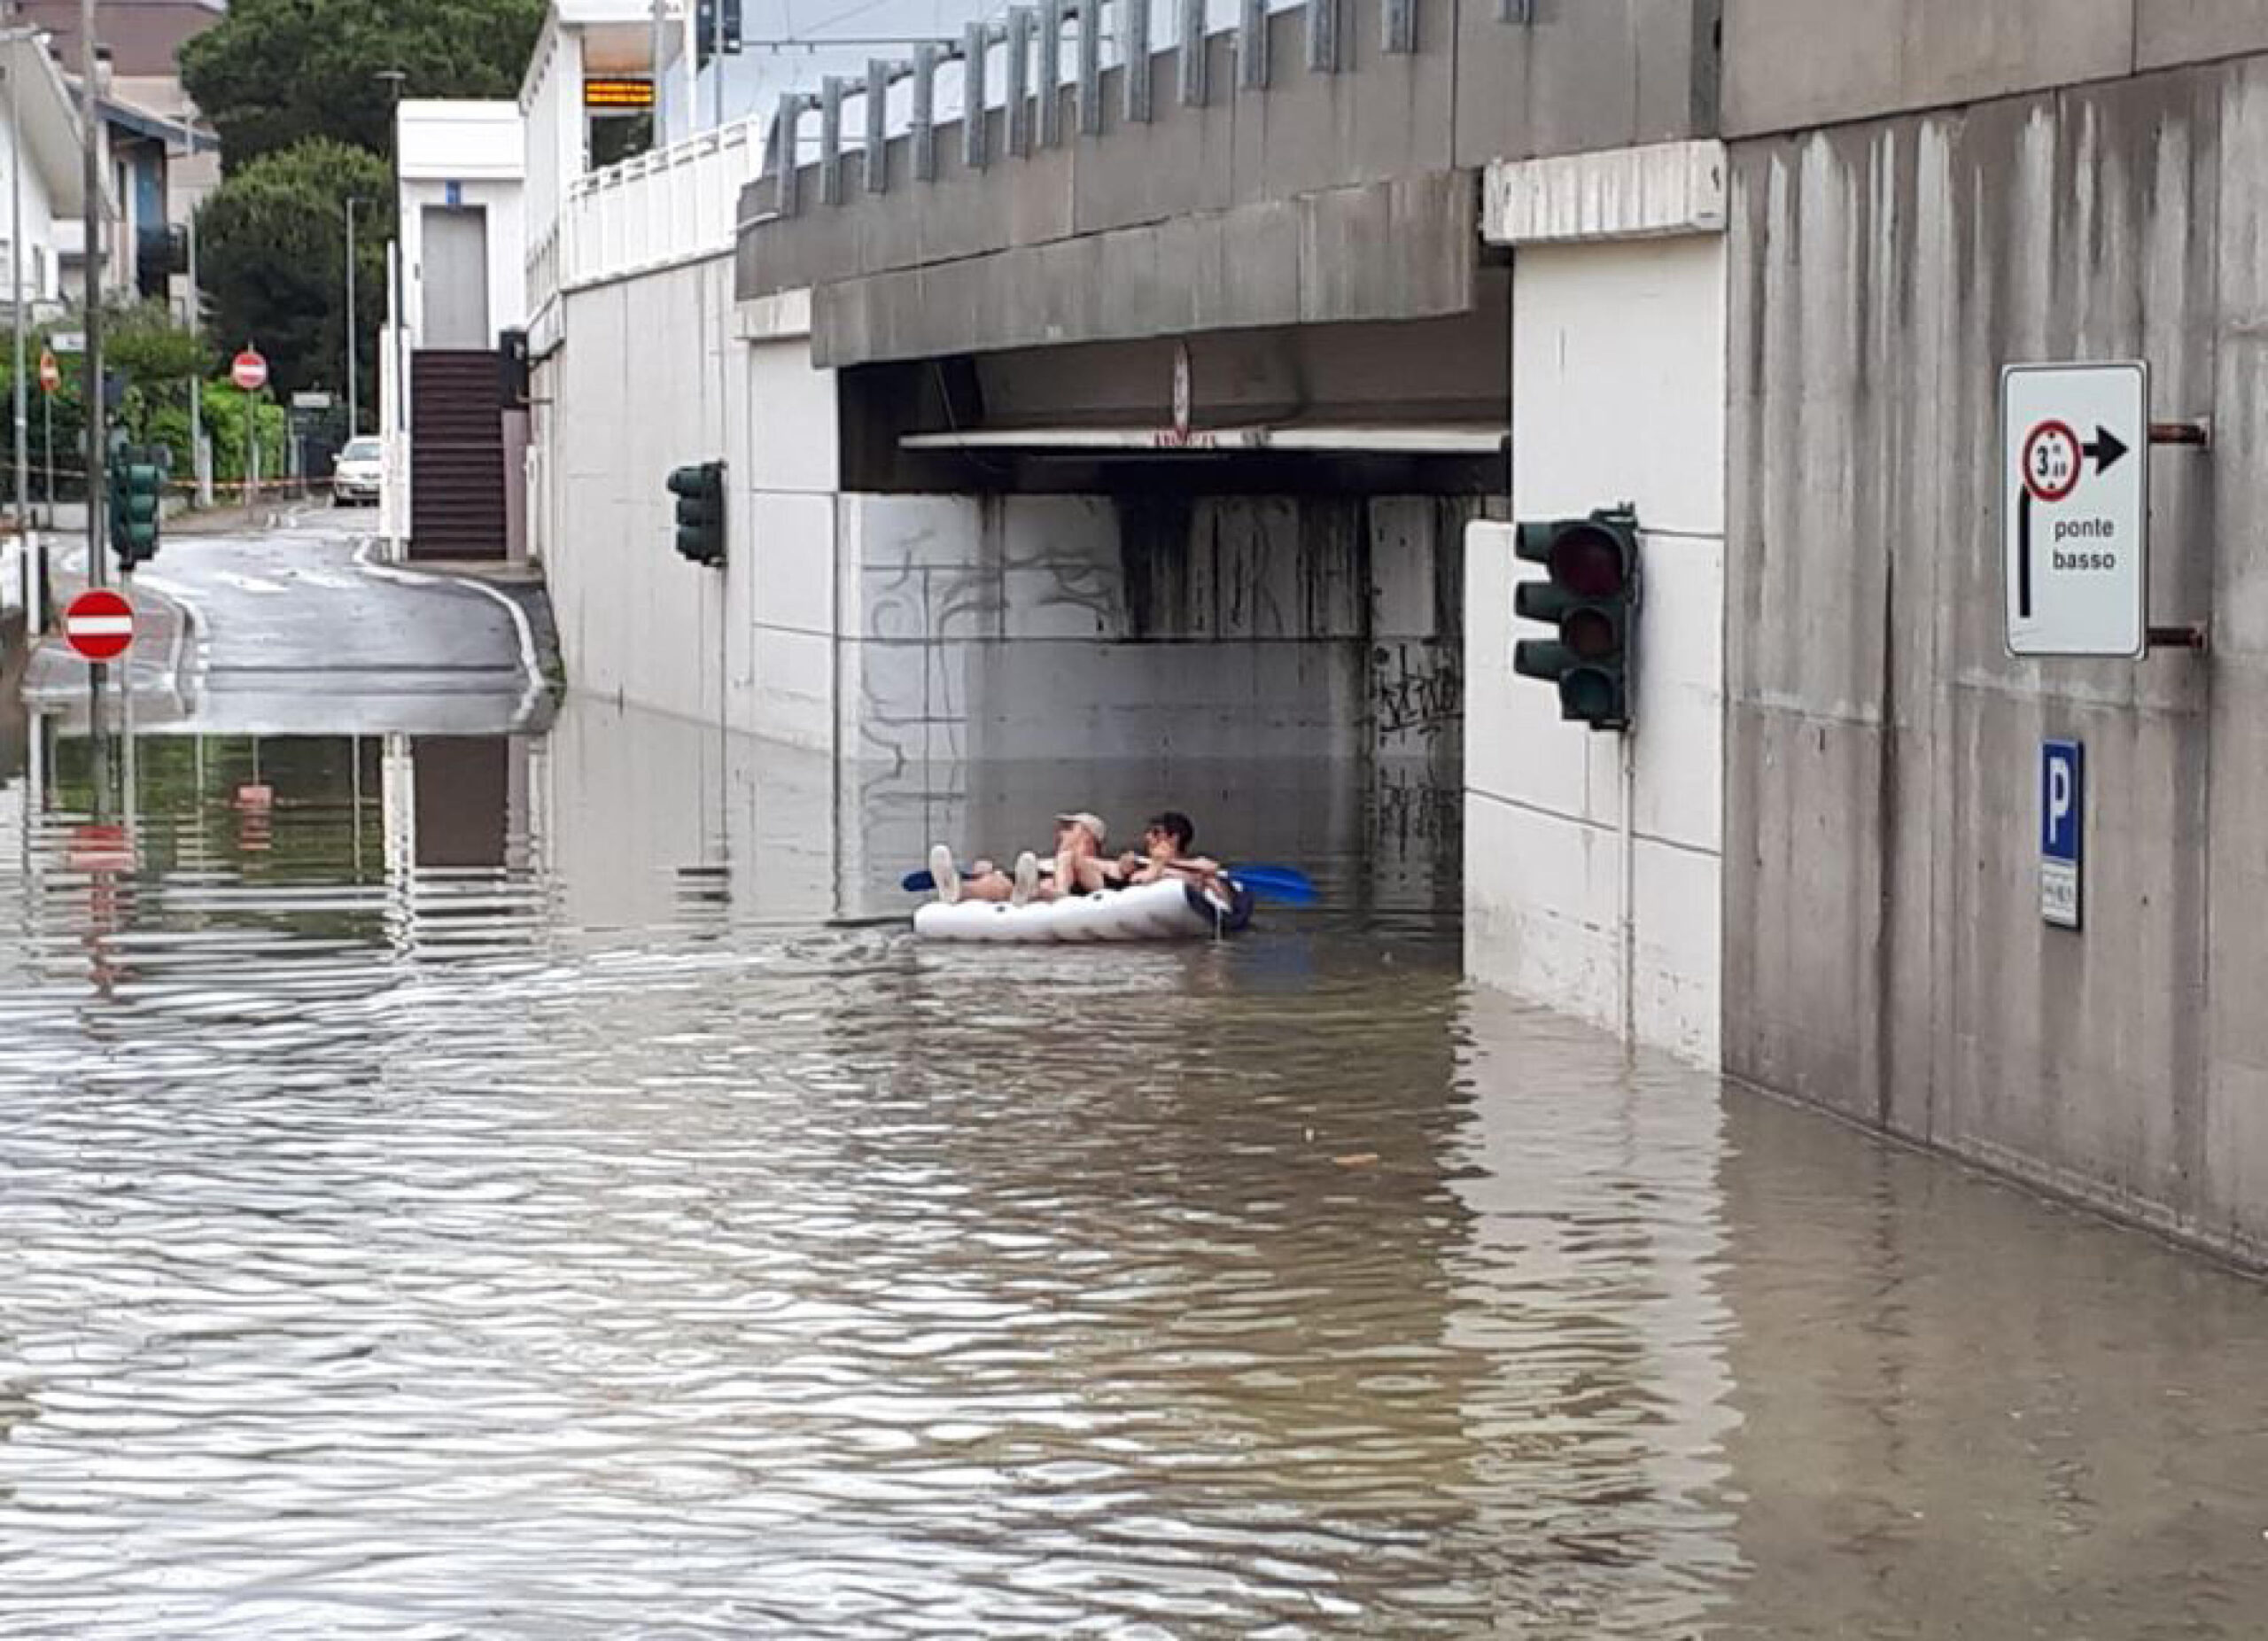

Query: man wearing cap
[930,812,1122,906]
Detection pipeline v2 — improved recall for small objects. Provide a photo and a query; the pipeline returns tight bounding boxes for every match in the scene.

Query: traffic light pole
[78,0,101,593]
[1618,726,1635,1053]
[80,0,110,791]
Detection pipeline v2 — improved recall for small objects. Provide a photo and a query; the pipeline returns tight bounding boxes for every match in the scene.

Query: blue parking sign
[2041,740,2082,928]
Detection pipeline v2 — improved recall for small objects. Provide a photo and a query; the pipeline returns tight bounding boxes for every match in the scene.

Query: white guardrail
[550,118,767,295]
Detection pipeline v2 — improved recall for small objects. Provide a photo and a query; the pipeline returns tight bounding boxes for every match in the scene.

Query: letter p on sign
[2041,739,2083,929]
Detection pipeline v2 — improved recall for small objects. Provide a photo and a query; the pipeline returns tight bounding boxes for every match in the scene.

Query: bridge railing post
[1239,0,1269,91]
[1038,1,1064,146]
[1177,0,1208,104]
[819,76,845,205]
[773,91,803,215]
[1076,0,1103,136]
[865,58,890,191]
[1125,0,1153,121]
[1307,0,1340,72]
[912,42,939,181]
[964,21,991,167]
[1006,8,1036,155]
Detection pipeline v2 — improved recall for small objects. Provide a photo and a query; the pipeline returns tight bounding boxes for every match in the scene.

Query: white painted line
[352,536,547,715]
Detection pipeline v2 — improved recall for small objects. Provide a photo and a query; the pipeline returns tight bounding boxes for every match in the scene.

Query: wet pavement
[4,690,2268,1638]
[21,509,548,737]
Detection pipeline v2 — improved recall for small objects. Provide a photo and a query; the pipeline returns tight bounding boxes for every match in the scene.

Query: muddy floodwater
[3,697,2265,1638]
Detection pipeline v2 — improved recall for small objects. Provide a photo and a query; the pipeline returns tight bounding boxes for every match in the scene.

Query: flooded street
[4,698,2267,1638]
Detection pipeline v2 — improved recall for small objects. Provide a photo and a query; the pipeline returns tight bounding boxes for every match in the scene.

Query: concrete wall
[737,0,1720,364]
[838,489,1467,768]
[1722,56,2268,1258]
[1723,0,2268,136]
[1466,226,1725,1065]
[539,261,1468,769]
[539,254,750,730]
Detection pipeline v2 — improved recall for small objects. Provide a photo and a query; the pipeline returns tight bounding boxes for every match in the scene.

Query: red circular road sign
[2022,418,2083,503]
[36,349,59,393]
[63,587,136,662]
[231,347,268,393]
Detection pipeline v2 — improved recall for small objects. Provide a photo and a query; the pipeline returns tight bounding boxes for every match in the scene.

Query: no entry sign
[63,587,136,662]
[231,348,268,393]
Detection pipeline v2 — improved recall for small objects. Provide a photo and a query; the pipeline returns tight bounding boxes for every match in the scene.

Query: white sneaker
[929,844,960,904]
[1011,851,1040,907]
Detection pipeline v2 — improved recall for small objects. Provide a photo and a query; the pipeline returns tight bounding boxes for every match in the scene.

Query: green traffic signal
[1510,509,1640,731]
[108,447,167,569]
[666,462,726,566]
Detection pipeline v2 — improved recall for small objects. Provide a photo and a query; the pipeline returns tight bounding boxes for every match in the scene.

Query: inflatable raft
[913,877,1255,943]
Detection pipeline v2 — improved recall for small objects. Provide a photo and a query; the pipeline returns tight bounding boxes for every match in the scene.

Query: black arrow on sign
[2084,426,2128,475]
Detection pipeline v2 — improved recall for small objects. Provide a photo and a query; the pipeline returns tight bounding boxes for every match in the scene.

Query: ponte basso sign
[2001,361,2148,657]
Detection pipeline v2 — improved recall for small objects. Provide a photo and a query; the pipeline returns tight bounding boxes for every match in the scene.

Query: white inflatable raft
[913,877,1254,943]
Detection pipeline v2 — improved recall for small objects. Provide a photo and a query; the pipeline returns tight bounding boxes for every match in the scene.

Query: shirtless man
[1115,811,1223,889]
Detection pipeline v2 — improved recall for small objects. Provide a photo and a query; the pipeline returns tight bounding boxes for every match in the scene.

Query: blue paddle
[900,862,1317,904]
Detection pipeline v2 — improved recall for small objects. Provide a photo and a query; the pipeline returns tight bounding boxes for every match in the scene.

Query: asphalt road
[23,506,550,736]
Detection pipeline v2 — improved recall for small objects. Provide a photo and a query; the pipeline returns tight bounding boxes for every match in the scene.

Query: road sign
[291,390,333,409]
[2003,362,2148,657]
[62,587,136,662]
[48,329,84,354]
[36,349,59,393]
[231,348,269,393]
[2041,739,2084,929]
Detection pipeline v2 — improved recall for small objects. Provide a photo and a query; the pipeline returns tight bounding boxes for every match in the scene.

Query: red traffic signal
[1511,509,1641,731]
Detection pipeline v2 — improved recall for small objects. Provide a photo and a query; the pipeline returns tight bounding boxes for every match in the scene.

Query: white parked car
[331,436,383,506]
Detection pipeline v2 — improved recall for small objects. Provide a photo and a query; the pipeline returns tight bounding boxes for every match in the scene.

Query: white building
[377,100,529,561]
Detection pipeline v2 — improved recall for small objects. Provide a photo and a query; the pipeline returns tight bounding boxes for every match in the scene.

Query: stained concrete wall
[737,0,1720,364]
[839,490,1470,768]
[534,254,1469,773]
[538,254,750,732]
[1722,56,2268,1258]
[1723,0,2268,136]
[1465,229,1725,1064]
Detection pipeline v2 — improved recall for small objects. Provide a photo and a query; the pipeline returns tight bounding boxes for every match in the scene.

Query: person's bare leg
[960,869,1016,903]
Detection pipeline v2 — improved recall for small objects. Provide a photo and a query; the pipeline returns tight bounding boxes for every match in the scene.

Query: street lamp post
[169,112,206,506]
[5,29,32,634]
[345,196,361,435]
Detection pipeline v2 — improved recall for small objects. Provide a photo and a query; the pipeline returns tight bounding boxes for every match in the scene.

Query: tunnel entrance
[827,303,1504,906]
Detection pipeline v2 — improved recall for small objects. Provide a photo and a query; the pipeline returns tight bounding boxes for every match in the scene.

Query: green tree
[104,299,211,385]
[181,0,548,168]
[195,140,394,401]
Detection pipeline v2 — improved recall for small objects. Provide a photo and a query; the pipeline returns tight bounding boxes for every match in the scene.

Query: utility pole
[78,0,101,592]
[187,179,204,502]
[650,0,667,138]
[172,110,206,506]
[7,28,32,634]
[345,196,360,434]
[78,0,106,799]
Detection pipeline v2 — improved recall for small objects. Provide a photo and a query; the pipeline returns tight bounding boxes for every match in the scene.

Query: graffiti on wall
[1372,641,1463,747]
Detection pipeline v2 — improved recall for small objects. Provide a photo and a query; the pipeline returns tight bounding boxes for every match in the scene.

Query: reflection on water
[2,697,2265,1638]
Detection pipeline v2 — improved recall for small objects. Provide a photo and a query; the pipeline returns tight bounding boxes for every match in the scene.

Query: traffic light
[1511,507,1641,730]
[667,462,726,566]
[110,444,167,569]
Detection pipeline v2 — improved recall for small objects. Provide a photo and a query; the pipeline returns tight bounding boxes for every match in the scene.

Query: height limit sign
[2003,361,2147,657]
